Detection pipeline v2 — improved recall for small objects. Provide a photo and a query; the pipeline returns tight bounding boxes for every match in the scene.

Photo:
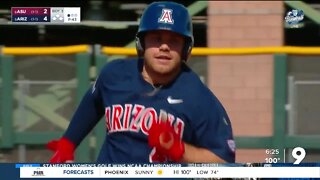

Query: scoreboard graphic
[11,7,81,23]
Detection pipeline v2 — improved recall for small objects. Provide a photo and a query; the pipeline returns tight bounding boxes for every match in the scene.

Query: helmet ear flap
[135,35,144,57]
[182,38,193,61]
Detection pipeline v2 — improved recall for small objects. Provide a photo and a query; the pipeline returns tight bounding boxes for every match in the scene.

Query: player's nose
[159,43,170,52]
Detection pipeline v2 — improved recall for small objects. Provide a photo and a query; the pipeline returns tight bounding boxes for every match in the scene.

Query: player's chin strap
[144,84,163,97]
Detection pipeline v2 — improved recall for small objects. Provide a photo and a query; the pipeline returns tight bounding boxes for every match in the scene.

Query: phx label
[32,168,45,176]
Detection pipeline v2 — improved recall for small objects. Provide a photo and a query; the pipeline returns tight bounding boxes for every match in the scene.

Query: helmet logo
[158,9,174,24]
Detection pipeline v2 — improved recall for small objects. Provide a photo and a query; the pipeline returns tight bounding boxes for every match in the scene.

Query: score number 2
[292,147,306,164]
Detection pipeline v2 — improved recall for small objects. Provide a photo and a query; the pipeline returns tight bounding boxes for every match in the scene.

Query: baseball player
[47,1,236,163]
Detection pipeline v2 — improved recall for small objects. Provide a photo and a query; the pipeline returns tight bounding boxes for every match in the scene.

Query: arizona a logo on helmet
[158,8,174,24]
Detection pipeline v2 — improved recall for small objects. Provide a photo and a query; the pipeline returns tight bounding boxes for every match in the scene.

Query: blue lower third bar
[15,164,41,168]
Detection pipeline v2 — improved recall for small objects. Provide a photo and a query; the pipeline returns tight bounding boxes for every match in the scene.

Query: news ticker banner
[11,7,80,23]
[16,163,320,178]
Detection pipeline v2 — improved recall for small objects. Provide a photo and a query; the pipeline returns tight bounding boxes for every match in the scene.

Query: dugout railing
[0,45,92,162]
[1,45,320,162]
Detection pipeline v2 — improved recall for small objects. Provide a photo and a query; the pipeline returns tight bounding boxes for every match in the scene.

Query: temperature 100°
[265,157,280,163]
[181,170,191,174]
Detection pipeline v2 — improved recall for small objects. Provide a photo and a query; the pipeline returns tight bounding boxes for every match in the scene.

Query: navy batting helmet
[135,1,194,61]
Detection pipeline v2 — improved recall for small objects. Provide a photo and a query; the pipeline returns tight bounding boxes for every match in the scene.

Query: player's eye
[146,34,161,43]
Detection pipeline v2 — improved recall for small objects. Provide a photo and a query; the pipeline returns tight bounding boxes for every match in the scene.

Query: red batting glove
[148,119,185,162]
[46,137,75,163]
[149,148,168,163]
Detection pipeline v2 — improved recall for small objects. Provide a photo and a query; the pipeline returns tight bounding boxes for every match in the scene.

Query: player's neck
[141,66,180,88]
